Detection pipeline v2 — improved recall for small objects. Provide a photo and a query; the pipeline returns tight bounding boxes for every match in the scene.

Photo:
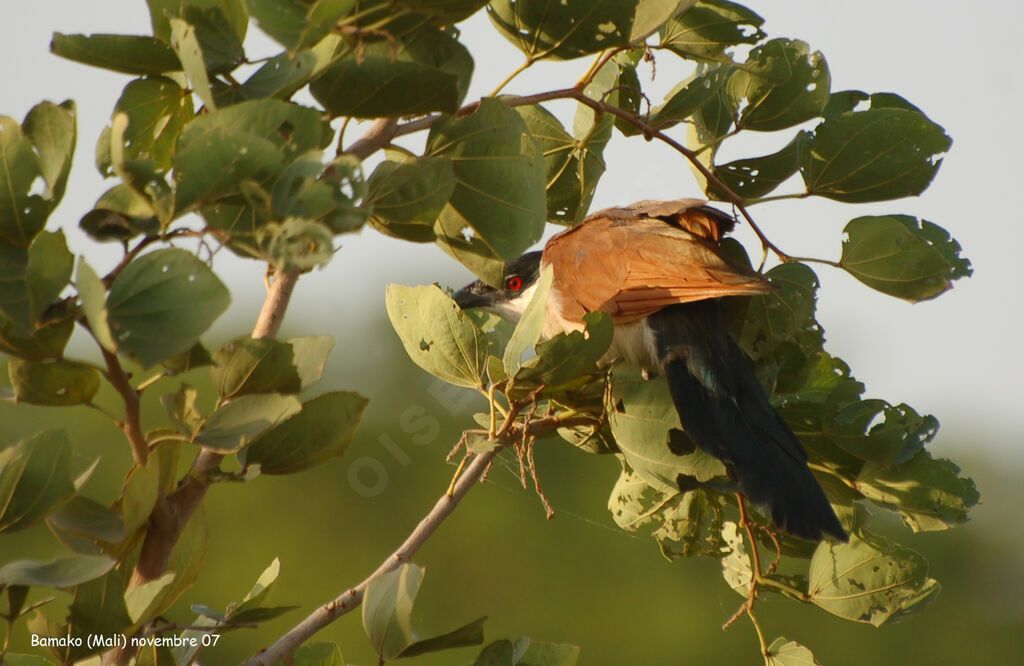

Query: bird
[452,198,847,543]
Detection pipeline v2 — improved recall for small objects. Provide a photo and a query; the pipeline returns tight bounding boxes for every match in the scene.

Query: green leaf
[79,185,161,243]
[75,258,116,353]
[386,284,489,389]
[311,25,472,118]
[211,336,302,398]
[710,131,807,200]
[730,38,830,131]
[856,451,979,532]
[766,637,821,666]
[147,0,248,42]
[229,50,320,103]
[510,312,613,397]
[648,66,730,130]
[194,393,302,452]
[808,532,940,626]
[608,459,727,559]
[242,391,367,474]
[426,98,546,285]
[519,640,581,665]
[365,157,456,242]
[737,262,818,362]
[660,0,764,62]
[288,335,335,389]
[0,429,75,532]
[22,99,77,205]
[292,643,346,666]
[114,77,194,170]
[50,33,182,74]
[120,456,162,534]
[0,554,115,587]
[720,521,752,595]
[800,93,952,202]
[47,496,126,543]
[7,359,100,407]
[839,215,971,302]
[108,113,175,224]
[607,365,727,492]
[247,0,355,50]
[0,116,50,247]
[173,100,329,211]
[231,557,282,617]
[487,0,689,60]
[125,572,176,623]
[399,615,486,657]
[107,248,230,367]
[184,5,245,74]
[162,341,214,374]
[363,563,423,661]
[170,17,217,111]
[516,104,605,225]
[503,264,552,376]
[0,315,73,361]
[26,229,73,322]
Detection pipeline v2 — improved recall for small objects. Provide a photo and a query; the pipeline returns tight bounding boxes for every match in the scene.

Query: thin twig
[99,347,147,466]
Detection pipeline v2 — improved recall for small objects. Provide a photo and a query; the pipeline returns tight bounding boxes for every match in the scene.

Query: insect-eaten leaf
[839,215,971,301]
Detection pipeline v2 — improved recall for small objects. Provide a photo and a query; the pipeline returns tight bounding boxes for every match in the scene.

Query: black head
[452,251,543,314]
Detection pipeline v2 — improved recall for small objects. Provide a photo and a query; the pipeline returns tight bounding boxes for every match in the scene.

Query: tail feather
[650,302,847,542]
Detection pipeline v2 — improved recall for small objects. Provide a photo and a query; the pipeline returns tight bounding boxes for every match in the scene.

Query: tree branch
[245,409,597,665]
[125,267,302,592]
[99,347,148,466]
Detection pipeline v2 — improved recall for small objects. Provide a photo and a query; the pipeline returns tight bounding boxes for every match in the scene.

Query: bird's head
[452,251,543,322]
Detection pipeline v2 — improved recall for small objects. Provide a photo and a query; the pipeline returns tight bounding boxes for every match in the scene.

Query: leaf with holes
[839,215,971,301]
[386,284,488,389]
[801,93,952,202]
[114,77,194,170]
[660,0,764,62]
[808,532,940,626]
[730,38,830,131]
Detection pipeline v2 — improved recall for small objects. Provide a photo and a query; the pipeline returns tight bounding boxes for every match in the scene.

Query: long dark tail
[649,302,847,542]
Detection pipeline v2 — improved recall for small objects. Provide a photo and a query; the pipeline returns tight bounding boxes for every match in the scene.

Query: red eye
[506,276,523,291]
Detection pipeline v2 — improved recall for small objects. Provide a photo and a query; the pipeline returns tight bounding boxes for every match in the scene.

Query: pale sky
[3,1,1022,462]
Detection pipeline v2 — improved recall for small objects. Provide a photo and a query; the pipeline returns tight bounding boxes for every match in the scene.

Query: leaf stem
[489,58,535,97]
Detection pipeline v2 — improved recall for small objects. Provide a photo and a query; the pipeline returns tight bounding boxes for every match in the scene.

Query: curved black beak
[452,280,497,310]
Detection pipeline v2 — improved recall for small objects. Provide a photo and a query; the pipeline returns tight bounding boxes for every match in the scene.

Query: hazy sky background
[3,1,1021,463]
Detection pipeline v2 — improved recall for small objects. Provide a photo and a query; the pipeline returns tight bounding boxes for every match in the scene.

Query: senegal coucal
[452,199,846,542]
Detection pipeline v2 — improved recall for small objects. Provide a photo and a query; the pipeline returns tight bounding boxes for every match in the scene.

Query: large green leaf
[730,38,830,131]
[311,25,473,118]
[114,77,194,170]
[660,0,764,63]
[487,0,692,60]
[228,50,319,103]
[25,229,73,323]
[800,93,952,202]
[170,17,217,111]
[7,359,100,407]
[510,312,612,398]
[0,430,75,532]
[385,284,488,389]
[839,215,971,302]
[0,315,73,361]
[427,98,546,285]
[365,157,456,242]
[107,248,230,367]
[184,5,245,74]
[766,637,821,666]
[75,258,116,353]
[808,532,940,626]
[648,66,730,130]
[47,495,126,544]
[607,365,726,493]
[50,33,182,74]
[400,616,486,658]
[241,391,367,474]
